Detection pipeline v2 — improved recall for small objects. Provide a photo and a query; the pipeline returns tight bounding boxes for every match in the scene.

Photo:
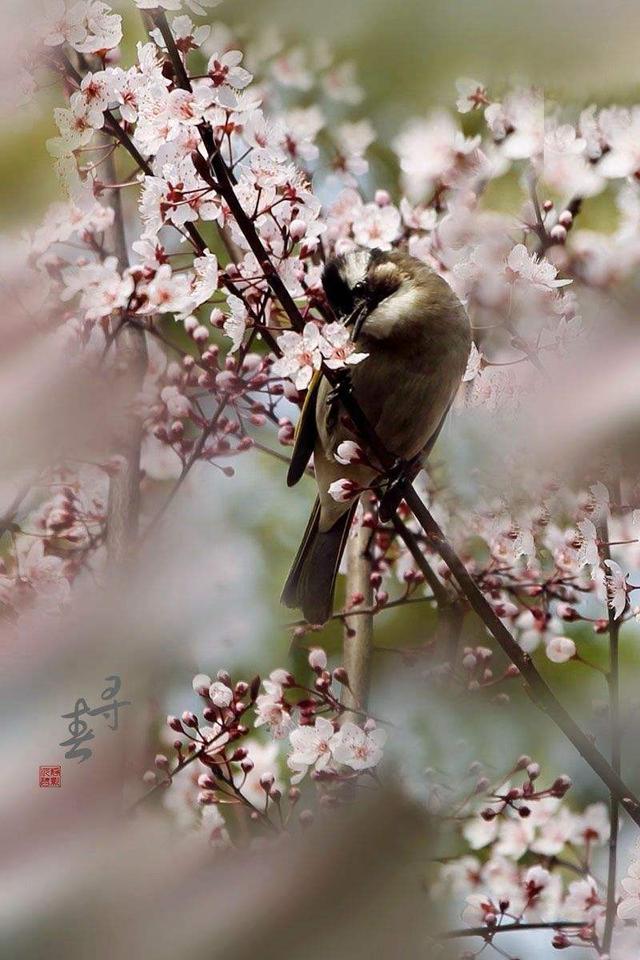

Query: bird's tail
[281,498,357,624]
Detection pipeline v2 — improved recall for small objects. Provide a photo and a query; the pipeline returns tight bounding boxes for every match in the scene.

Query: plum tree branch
[597,476,623,954]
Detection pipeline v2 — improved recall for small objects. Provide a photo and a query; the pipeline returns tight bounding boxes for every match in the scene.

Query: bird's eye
[353,281,367,297]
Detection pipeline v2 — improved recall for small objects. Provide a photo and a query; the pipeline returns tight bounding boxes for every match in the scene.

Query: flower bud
[192,673,212,696]
[332,667,349,686]
[551,775,572,797]
[198,774,216,789]
[550,224,567,244]
[308,647,327,671]
[259,771,275,791]
[289,218,307,241]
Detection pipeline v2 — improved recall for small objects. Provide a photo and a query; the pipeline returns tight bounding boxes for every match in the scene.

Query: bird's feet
[378,455,421,522]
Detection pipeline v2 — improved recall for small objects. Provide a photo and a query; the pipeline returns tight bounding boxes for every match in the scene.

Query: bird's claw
[378,456,421,522]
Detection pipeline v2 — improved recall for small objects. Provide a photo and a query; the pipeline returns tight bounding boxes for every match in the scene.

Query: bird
[281,248,471,624]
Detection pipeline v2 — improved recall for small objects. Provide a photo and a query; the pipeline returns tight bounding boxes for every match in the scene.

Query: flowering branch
[403,486,640,825]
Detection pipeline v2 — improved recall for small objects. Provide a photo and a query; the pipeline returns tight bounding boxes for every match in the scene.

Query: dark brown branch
[441,920,590,940]
[597,476,623,954]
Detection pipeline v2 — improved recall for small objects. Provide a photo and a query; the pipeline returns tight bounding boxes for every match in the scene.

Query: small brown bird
[281,249,471,624]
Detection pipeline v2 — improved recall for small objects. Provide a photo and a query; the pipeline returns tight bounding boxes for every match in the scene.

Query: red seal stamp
[39,765,62,788]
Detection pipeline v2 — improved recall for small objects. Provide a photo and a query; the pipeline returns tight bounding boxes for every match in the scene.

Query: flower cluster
[436,756,621,949]
[143,647,386,837]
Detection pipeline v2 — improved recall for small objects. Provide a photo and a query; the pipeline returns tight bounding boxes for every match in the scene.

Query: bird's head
[321,249,404,339]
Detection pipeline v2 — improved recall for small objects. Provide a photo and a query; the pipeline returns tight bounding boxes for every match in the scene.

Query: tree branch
[440,920,590,940]
[102,142,148,565]
[342,499,374,715]
[597,476,623,954]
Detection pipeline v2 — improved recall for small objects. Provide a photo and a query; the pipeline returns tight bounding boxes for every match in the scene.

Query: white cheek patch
[340,250,370,290]
[366,284,420,337]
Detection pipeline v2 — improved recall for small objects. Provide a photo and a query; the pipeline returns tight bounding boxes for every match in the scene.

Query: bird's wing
[286,369,322,487]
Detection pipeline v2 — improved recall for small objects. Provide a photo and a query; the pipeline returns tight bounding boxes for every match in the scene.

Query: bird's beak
[345,300,369,341]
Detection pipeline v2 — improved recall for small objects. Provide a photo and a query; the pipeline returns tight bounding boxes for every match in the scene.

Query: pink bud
[289,219,307,241]
[183,315,198,334]
[308,647,327,671]
[259,771,275,791]
[193,325,209,344]
[192,673,211,696]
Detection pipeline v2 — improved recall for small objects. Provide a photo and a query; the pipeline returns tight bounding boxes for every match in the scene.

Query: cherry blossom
[328,478,363,503]
[352,201,401,250]
[545,635,576,664]
[331,721,386,771]
[271,323,324,391]
[209,681,233,707]
[455,78,489,114]
[605,559,628,618]
[506,244,572,291]
[288,717,336,782]
[393,111,481,202]
[320,322,369,370]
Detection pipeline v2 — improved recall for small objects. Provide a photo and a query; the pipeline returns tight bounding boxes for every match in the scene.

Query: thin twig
[597,475,623,954]
[441,920,589,940]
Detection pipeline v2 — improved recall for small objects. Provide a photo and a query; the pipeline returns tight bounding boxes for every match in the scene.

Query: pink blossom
[208,681,233,708]
[545,635,576,664]
[271,322,324,391]
[331,721,386,771]
[605,559,628,618]
[288,717,336,782]
[328,478,362,503]
[352,202,401,250]
[321,322,369,369]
